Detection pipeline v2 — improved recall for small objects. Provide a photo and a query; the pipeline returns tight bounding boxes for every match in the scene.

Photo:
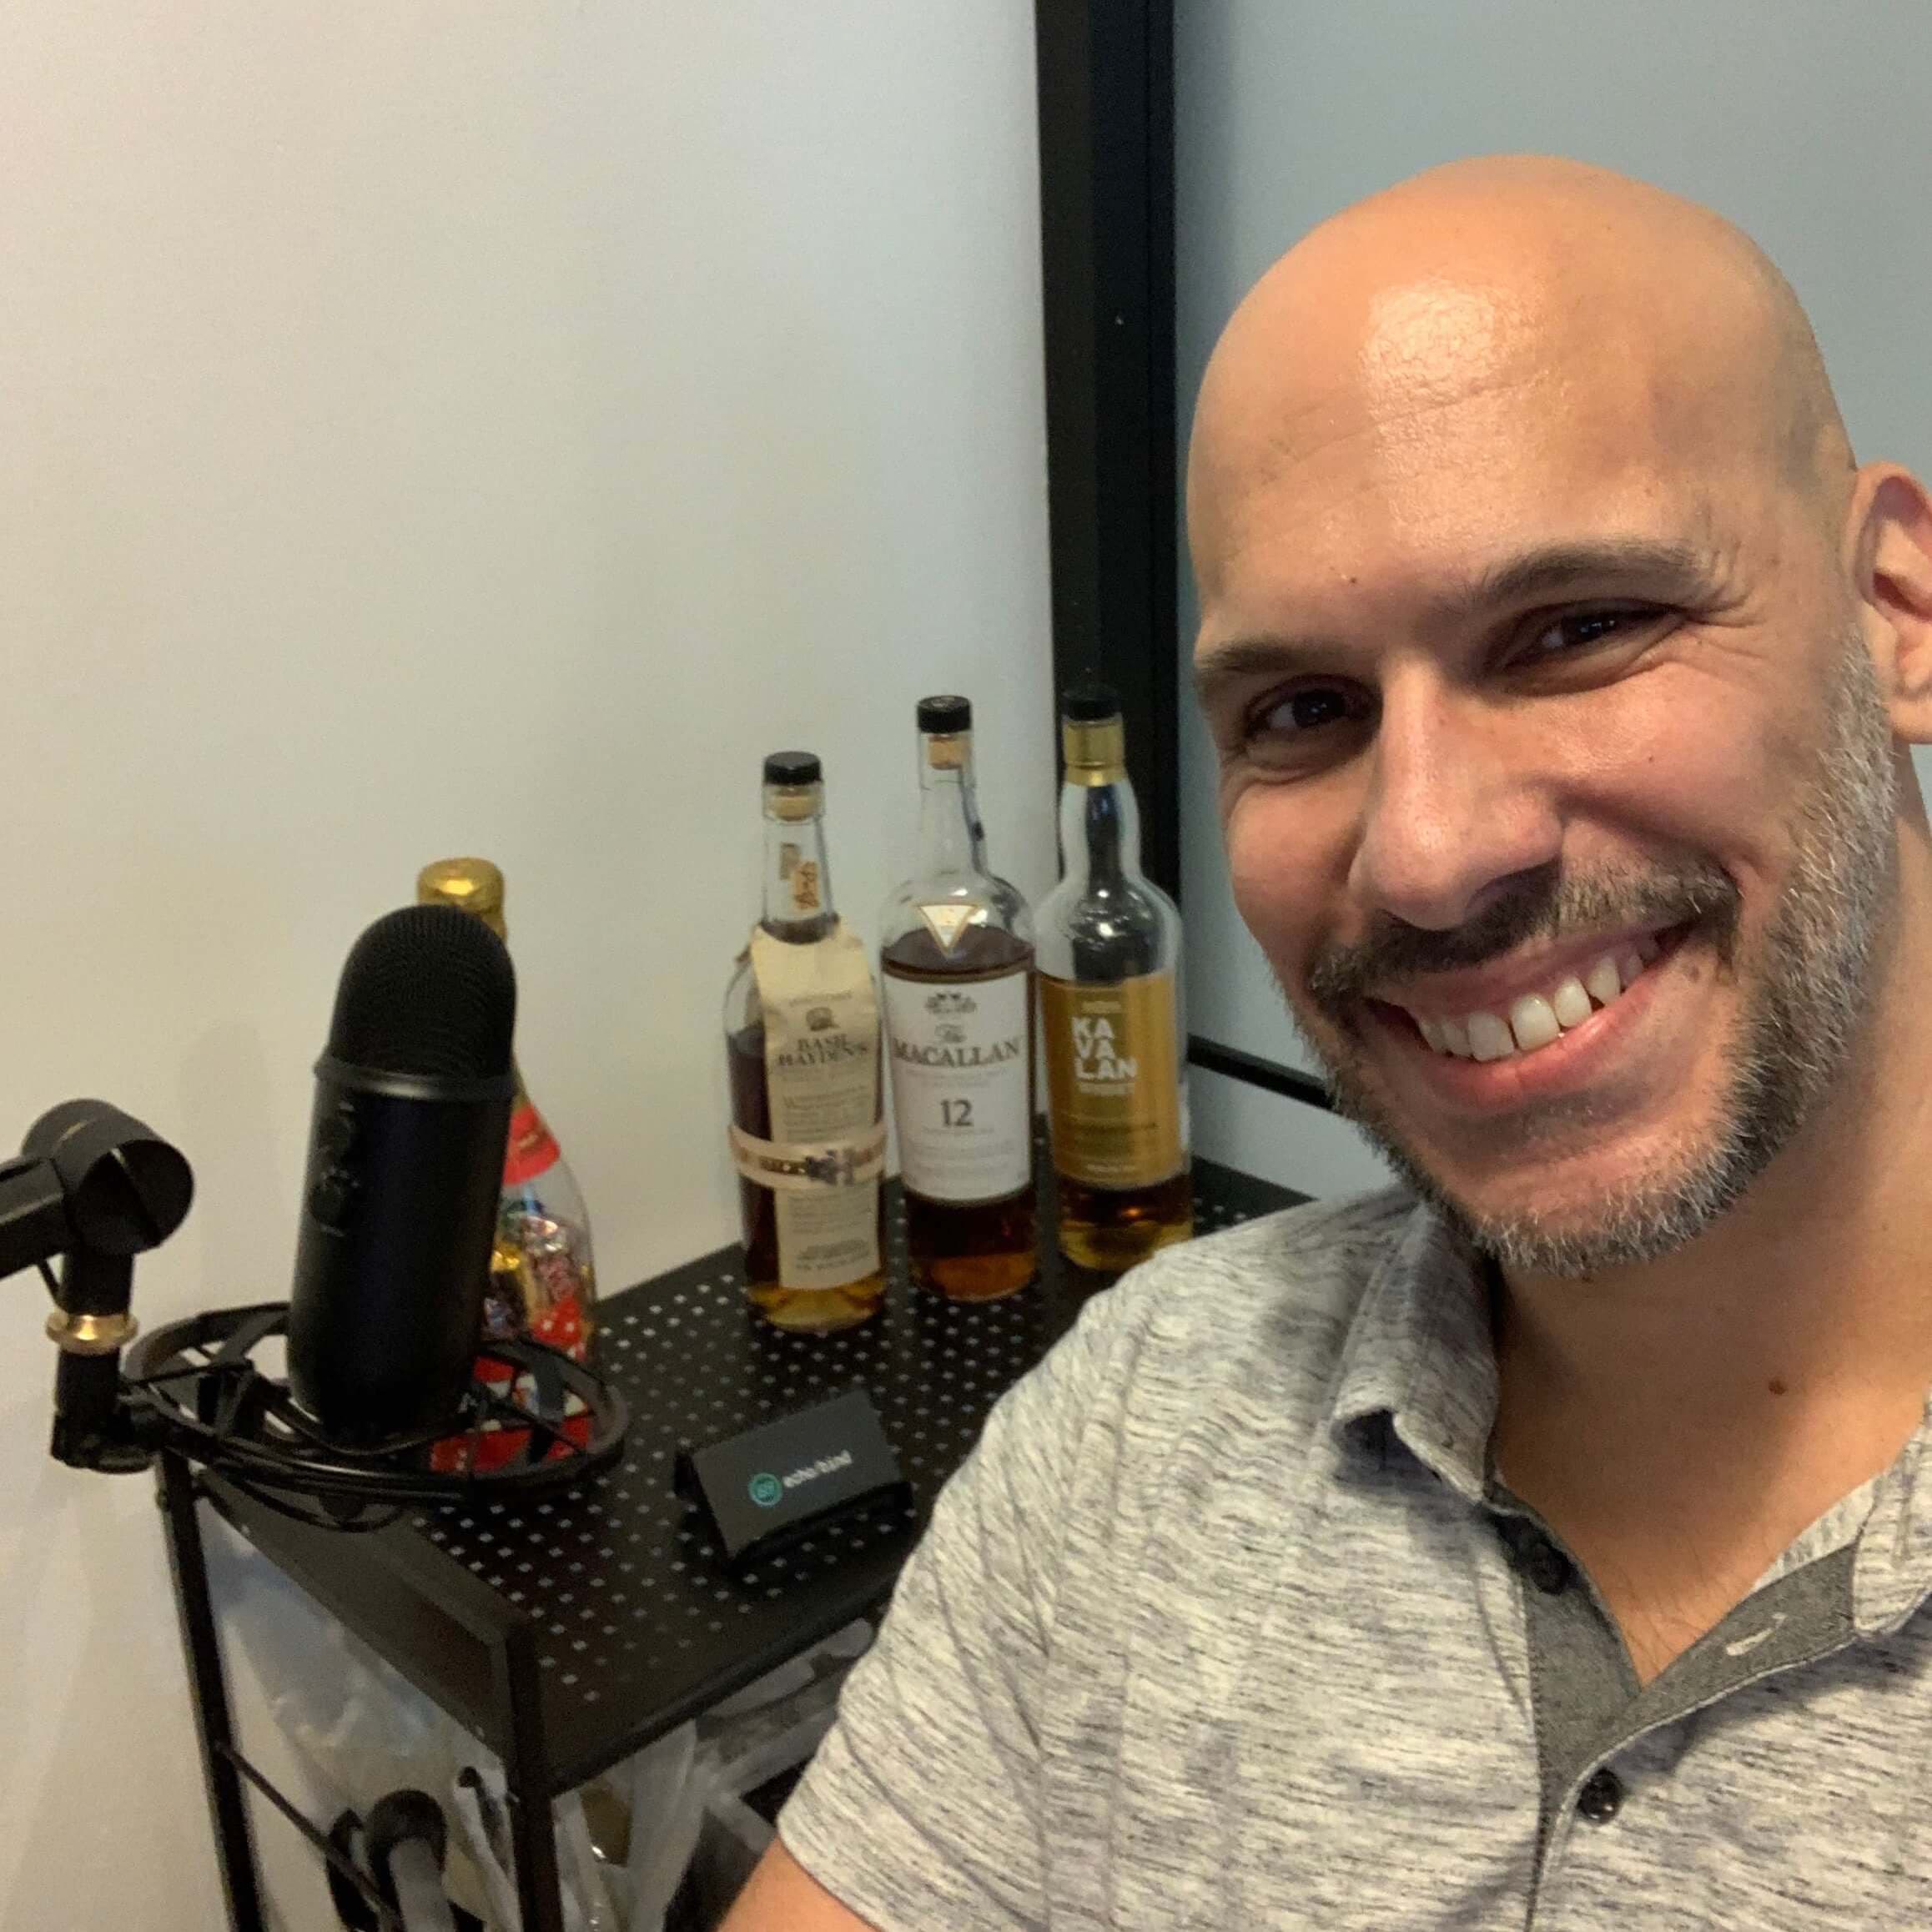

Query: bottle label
[503,1099,561,1187]
[778,842,823,919]
[1039,969,1186,1189]
[918,902,983,954]
[749,920,883,1290]
[883,963,1031,1204]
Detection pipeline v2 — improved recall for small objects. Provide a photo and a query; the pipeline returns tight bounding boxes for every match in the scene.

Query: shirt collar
[1323,1199,1932,1634]
[1328,1198,1498,1505]
[1851,1394,1932,1637]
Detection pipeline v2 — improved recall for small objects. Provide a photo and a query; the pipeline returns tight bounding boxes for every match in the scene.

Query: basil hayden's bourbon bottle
[1036,685,1193,1270]
[880,697,1036,1300]
[725,753,888,1331]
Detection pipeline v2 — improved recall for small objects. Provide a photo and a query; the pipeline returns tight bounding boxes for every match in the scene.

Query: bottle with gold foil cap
[415,860,598,1469]
[1035,685,1193,1270]
[417,856,509,936]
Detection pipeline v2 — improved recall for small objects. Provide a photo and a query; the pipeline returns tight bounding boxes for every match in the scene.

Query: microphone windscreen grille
[325,905,516,1079]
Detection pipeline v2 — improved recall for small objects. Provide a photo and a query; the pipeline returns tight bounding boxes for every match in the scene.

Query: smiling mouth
[1373,924,1688,1064]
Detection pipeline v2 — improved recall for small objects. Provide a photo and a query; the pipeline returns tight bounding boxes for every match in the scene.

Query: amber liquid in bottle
[1053,1166,1194,1272]
[882,923,1036,1300]
[727,1010,887,1331]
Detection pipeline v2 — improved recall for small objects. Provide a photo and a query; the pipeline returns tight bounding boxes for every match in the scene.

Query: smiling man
[724,158,1932,1929]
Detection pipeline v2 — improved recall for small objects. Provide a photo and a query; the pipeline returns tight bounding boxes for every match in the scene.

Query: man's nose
[1346,676,1563,931]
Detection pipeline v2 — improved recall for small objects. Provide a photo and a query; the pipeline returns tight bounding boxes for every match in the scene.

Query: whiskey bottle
[881,696,1036,1301]
[416,858,597,1472]
[1036,685,1193,1270]
[725,752,888,1332]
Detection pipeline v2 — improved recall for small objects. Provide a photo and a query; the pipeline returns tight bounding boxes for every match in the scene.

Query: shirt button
[1577,1768,1624,1823]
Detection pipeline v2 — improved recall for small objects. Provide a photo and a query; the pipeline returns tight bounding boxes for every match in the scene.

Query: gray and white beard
[1284,636,1899,1277]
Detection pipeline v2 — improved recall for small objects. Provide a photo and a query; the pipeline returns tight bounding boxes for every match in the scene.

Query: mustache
[1304,860,1741,1020]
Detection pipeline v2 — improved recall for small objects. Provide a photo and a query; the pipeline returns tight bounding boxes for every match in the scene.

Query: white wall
[1176,0,1932,1192]
[0,5,1053,1924]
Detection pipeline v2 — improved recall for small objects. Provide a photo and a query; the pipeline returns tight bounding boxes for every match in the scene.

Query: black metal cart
[160,1155,1297,1931]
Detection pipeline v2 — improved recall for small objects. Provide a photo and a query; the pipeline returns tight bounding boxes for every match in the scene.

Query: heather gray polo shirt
[781,1190,1932,1928]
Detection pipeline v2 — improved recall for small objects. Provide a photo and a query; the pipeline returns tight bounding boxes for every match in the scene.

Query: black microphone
[287,904,516,1448]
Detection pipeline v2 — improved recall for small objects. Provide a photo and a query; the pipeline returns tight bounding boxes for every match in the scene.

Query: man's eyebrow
[1443,536,1726,618]
[1191,536,1727,711]
[1191,636,1332,711]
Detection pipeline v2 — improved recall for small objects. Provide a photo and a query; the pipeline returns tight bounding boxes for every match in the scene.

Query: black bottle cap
[917,694,972,733]
[1061,682,1120,723]
[762,750,822,787]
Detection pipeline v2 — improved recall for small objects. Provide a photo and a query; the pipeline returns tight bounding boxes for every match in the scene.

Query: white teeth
[1585,956,1623,1005]
[1467,1013,1515,1061]
[1551,976,1592,1029]
[1509,994,1561,1052]
[1405,937,1668,1061]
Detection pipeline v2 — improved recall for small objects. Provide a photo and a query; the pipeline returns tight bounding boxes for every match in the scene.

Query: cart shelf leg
[158,1448,269,1931]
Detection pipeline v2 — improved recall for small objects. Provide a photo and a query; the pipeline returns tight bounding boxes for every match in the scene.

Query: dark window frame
[1033,3,1330,1114]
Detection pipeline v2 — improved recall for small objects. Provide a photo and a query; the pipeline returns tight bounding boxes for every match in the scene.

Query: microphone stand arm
[0,1103,194,1472]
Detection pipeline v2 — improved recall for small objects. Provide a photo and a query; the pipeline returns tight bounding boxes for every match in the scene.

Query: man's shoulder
[1070,1184,1423,1423]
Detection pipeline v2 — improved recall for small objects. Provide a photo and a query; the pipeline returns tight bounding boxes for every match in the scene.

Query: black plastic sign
[674,1386,910,1570]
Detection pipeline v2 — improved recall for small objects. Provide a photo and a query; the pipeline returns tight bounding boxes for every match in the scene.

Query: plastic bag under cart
[412,1623,871,1928]
[226,1534,869,1930]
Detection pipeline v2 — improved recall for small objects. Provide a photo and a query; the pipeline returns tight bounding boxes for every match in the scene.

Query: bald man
[724,158,1932,1927]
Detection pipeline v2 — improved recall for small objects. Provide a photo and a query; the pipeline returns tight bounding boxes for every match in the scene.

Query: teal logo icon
[748,1472,783,1508]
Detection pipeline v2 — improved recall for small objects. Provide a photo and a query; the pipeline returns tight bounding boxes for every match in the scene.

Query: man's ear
[1848,465,1932,742]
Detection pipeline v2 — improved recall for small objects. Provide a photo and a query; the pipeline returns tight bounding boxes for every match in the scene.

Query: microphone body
[288,1066,511,1445]
[287,906,517,1448]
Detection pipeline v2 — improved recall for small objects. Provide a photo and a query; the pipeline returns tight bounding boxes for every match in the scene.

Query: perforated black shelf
[203,1154,1297,1797]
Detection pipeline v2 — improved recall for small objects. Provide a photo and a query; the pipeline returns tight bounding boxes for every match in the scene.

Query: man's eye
[1521,606,1659,660]
[1251,683,1360,734]
[1235,682,1373,772]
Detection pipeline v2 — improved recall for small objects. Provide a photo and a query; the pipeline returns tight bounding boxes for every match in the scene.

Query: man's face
[1191,277,1899,1274]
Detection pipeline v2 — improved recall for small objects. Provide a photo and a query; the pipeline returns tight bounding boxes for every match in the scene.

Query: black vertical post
[494,1625,566,1932]
[158,1450,269,1932]
[1034,0,1179,898]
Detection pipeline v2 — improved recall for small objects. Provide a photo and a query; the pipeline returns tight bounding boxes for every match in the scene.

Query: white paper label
[883,965,1031,1204]
[751,922,882,1290]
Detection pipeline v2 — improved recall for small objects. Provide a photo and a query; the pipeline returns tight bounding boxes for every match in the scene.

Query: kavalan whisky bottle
[881,696,1036,1301]
[416,858,597,1471]
[725,752,888,1332]
[1036,686,1193,1270]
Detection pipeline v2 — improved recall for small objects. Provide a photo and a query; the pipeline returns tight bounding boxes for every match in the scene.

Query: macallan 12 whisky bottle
[880,696,1036,1301]
[1035,685,1193,1270]
[725,752,888,1332]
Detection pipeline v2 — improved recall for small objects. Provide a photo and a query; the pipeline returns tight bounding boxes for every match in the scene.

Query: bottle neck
[1059,767,1140,888]
[916,733,979,876]
[762,809,837,940]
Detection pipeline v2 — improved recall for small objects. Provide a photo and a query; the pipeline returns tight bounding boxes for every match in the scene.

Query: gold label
[1039,969,1184,1189]
[749,921,881,1289]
